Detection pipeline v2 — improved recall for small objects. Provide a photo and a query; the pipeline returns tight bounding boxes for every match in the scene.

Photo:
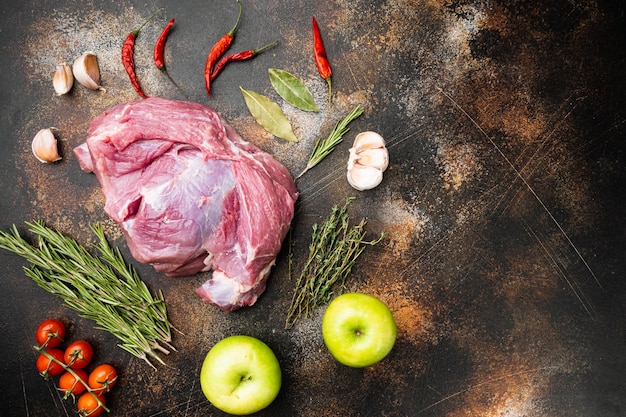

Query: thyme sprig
[0,221,174,369]
[296,105,364,179]
[285,198,384,329]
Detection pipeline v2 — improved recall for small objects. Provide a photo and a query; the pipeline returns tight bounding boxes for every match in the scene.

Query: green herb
[269,68,319,112]
[240,86,298,142]
[296,105,364,179]
[285,198,384,329]
[0,221,174,369]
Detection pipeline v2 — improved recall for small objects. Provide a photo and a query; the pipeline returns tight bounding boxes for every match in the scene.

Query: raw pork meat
[74,98,298,312]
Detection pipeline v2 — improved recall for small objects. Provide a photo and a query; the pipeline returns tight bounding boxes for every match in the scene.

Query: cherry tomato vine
[33,318,119,416]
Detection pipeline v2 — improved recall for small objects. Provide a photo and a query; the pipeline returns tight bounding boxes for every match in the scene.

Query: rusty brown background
[1,0,624,416]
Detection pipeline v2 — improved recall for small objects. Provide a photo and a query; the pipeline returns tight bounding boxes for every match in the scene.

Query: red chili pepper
[312,16,333,105]
[154,18,175,70]
[122,9,163,99]
[154,18,189,99]
[204,0,242,96]
[210,40,279,82]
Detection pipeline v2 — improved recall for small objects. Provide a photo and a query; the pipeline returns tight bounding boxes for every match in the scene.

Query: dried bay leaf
[268,68,319,112]
[240,86,298,143]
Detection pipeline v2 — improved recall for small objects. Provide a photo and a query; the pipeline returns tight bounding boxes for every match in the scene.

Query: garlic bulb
[32,128,62,163]
[347,131,389,191]
[53,62,73,95]
[72,51,104,91]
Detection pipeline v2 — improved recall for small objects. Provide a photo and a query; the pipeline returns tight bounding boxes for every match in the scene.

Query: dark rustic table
[1,0,624,416]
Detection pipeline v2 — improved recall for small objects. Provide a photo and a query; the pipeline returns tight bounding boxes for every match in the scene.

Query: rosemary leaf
[0,221,173,369]
[296,105,364,179]
[285,198,383,329]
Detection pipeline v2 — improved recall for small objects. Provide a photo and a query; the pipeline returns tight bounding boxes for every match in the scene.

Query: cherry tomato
[35,318,66,348]
[64,340,93,370]
[77,392,106,417]
[36,348,65,378]
[88,364,118,394]
[58,369,88,398]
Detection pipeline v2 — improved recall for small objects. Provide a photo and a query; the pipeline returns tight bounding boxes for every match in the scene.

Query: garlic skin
[53,62,73,95]
[72,51,104,91]
[346,131,389,191]
[32,128,62,163]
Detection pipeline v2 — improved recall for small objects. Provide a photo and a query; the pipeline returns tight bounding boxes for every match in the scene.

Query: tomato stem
[41,329,61,348]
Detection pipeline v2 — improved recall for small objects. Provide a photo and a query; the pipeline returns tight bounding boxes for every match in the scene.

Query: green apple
[200,335,282,415]
[322,292,396,368]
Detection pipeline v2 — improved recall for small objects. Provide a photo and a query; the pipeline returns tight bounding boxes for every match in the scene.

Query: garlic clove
[53,62,73,95]
[32,128,62,163]
[346,163,383,191]
[352,131,386,152]
[355,147,389,172]
[72,51,105,91]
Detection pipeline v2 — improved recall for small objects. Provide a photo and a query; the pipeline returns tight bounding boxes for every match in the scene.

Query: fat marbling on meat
[74,98,298,312]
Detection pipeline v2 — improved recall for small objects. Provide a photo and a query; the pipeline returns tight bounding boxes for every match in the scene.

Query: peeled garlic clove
[355,147,389,172]
[352,131,386,152]
[72,51,104,91]
[53,62,73,95]
[347,164,383,191]
[32,128,62,163]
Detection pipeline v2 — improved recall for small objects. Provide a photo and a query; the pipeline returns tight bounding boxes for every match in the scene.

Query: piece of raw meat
[74,98,298,312]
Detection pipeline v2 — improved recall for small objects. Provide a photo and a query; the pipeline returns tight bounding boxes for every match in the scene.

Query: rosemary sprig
[296,105,364,179]
[285,198,384,329]
[0,221,174,369]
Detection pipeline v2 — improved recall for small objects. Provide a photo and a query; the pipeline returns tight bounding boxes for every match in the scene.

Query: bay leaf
[268,68,319,112]
[240,87,298,142]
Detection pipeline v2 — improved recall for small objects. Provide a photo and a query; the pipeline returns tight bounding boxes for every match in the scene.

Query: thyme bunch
[296,105,364,179]
[0,221,174,369]
[285,198,383,329]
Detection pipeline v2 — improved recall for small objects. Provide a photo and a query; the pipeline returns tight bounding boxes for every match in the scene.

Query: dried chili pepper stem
[312,16,333,105]
[122,8,164,99]
[210,40,279,82]
[204,0,242,96]
[154,18,190,99]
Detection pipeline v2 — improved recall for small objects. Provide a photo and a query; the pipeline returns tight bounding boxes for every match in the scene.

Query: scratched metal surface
[0,0,624,416]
